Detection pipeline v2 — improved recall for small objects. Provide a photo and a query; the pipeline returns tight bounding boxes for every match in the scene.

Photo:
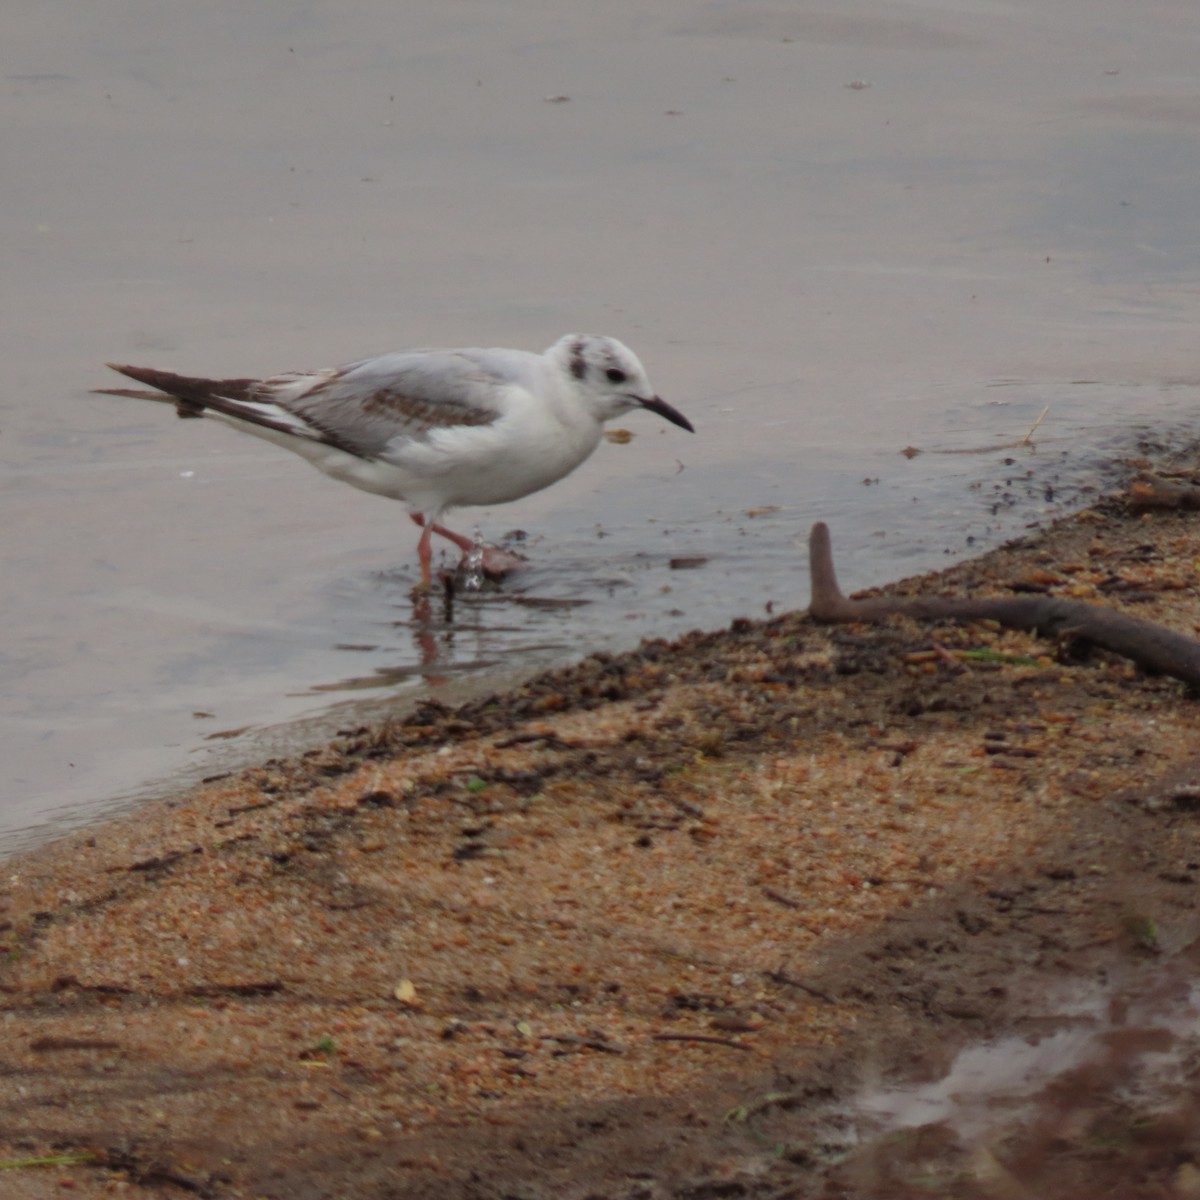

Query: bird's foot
[448,543,527,594]
[473,545,527,578]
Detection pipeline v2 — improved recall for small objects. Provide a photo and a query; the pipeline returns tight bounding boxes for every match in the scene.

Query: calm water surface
[5,0,1200,852]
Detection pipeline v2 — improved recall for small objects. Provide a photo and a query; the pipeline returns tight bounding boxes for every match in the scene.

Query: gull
[97,334,693,589]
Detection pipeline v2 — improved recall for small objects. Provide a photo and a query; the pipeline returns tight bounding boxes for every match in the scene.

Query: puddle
[847,944,1200,1187]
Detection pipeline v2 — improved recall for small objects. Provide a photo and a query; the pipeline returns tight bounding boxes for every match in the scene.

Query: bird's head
[549,334,693,432]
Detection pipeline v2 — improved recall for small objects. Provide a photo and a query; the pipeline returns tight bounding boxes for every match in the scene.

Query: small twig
[124,847,199,873]
[760,890,823,935]
[725,1090,812,1122]
[547,1034,625,1054]
[492,731,579,751]
[187,980,284,998]
[651,1033,753,1052]
[227,800,275,816]
[0,1153,96,1171]
[1021,405,1050,445]
[30,1037,121,1052]
[765,968,837,1005]
[135,1167,210,1195]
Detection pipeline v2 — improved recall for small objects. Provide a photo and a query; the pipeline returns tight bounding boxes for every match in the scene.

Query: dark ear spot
[569,340,587,380]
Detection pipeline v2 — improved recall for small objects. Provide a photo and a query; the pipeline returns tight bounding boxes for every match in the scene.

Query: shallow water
[854,942,1200,1162]
[5,0,1200,852]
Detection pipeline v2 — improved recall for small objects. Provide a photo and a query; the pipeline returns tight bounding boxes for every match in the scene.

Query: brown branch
[1126,472,1200,513]
[807,522,1200,689]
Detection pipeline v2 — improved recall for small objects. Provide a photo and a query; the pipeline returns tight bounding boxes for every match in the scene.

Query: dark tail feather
[101,364,261,406]
[98,364,263,419]
[98,361,331,445]
[92,386,173,401]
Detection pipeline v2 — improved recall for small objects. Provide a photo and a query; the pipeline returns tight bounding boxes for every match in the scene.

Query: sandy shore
[4,468,1200,1199]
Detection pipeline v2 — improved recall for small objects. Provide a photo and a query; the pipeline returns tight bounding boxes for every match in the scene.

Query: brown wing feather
[355,387,497,432]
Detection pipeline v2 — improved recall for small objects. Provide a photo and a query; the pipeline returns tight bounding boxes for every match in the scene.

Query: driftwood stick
[807,522,1200,689]
[1126,472,1200,513]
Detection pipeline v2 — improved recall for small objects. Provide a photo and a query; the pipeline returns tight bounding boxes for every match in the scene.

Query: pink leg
[430,520,475,553]
[410,513,473,552]
[415,521,434,591]
[409,513,524,580]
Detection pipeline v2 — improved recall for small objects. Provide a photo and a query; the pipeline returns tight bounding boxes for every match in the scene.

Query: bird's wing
[268,349,531,458]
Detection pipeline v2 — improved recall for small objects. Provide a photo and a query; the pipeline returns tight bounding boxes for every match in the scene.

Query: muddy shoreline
[4,474,1200,1199]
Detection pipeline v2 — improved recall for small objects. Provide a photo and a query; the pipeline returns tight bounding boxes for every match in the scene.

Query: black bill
[638,394,694,433]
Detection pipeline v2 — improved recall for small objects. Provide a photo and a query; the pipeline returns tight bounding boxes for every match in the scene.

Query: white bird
[98,334,693,589]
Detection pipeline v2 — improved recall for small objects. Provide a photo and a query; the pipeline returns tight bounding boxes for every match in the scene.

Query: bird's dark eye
[605,367,627,384]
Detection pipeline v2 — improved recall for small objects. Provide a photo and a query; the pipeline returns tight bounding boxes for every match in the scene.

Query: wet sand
[4,462,1200,1198]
